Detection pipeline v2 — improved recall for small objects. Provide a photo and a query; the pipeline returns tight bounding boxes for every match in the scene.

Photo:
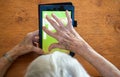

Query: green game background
[42,11,71,53]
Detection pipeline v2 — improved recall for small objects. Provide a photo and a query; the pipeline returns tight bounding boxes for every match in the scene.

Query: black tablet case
[39,2,76,57]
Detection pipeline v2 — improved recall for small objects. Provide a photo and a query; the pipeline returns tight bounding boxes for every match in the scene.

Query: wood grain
[0,0,120,77]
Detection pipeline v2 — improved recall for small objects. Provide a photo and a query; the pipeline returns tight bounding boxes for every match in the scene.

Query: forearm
[42,11,120,77]
[74,41,120,77]
[0,57,13,77]
[0,46,19,77]
[0,30,41,77]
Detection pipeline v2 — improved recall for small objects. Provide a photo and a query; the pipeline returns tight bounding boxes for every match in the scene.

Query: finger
[33,42,39,47]
[32,30,39,36]
[27,30,39,41]
[33,36,39,43]
[35,35,39,40]
[32,35,39,45]
[43,26,58,39]
[49,43,66,51]
[32,46,43,54]
[46,15,59,31]
[52,14,64,27]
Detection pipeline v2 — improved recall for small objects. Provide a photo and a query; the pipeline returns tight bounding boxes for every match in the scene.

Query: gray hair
[25,51,90,77]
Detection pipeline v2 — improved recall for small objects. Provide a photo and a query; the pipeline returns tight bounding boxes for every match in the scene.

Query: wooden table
[0,0,120,77]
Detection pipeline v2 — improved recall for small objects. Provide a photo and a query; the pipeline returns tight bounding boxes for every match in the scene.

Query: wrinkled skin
[43,10,87,54]
[7,30,43,59]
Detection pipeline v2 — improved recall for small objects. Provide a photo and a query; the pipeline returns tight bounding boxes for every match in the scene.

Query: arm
[0,53,13,77]
[0,30,43,77]
[74,40,120,77]
[43,11,120,77]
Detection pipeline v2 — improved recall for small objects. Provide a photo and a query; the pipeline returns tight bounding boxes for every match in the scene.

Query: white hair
[25,51,90,77]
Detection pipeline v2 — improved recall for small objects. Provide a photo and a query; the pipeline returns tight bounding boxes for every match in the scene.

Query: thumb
[32,46,43,54]
[49,43,66,51]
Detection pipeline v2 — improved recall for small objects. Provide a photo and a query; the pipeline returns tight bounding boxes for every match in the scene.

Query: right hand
[43,11,88,54]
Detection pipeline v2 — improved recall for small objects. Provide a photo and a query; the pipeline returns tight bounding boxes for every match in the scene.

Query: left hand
[7,30,43,60]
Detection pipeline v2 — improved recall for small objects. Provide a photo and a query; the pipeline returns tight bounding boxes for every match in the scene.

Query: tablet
[39,4,74,53]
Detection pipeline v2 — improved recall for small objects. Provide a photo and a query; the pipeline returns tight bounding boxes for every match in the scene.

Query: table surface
[0,0,120,77]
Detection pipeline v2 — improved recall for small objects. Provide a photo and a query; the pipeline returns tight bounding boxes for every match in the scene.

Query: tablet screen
[42,11,71,53]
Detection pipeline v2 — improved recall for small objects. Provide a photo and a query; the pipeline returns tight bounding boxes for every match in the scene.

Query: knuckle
[27,33,31,36]
[69,19,72,23]
[26,32,32,37]
[59,26,63,29]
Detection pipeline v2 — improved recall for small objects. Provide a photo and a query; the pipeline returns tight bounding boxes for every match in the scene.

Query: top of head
[25,51,90,77]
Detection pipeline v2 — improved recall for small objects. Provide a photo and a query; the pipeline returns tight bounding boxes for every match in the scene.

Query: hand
[43,11,120,77]
[7,30,43,60]
[43,11,87,53]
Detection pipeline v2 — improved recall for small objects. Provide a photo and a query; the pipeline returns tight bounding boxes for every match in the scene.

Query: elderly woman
[0,11,120,77]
